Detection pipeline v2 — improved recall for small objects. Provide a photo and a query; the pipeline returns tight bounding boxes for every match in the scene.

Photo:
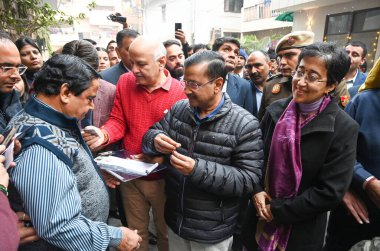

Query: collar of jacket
[0,89,21,115]
[25,95,80,131]
[185,93,232,124]
[266,96,339,136]
[119,61,129,73]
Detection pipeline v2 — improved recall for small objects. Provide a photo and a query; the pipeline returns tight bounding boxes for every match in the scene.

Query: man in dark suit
[245,50,270,117]
[212,37,251,113]
[100,29,140,85]
[344,41,367,97]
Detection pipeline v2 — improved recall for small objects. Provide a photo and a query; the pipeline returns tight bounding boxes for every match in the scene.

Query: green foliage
[240,33,284,54]
[0,0,96,38]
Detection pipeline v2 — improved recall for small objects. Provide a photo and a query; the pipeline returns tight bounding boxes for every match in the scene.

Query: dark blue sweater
[345,89,380,189]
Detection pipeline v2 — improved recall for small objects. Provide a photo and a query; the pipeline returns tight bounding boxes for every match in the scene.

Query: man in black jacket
[0,33,23,133]
[142,51,263,251]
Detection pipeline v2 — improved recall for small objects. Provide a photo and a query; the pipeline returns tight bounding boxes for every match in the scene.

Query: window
[352,8,380,33]
[324,7,380,71]
[325,13,352,35]
[224,0,243,13]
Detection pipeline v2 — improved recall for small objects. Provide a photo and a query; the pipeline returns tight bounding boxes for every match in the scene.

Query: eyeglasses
[291,70,327,84]
[181,78,217,90]
[0,65,28,75]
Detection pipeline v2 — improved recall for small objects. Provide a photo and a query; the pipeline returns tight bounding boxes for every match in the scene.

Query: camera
[107,13,127,23]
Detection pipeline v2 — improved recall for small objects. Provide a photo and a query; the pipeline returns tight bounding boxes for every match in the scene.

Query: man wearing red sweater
[84,36,186,251]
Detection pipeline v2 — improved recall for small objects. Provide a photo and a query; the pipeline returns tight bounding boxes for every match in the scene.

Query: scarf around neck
[257,96,331,251]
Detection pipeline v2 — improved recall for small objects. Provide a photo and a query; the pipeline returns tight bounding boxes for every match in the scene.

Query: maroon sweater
[0,192,19,251]
[103,70,186,180]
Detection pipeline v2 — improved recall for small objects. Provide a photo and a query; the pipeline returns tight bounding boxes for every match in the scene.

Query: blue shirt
[193,95,225,125]
[345,89,380,189]
[252,83,263,111]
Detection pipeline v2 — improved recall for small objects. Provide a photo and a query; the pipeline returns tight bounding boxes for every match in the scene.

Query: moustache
[250,72,261,79]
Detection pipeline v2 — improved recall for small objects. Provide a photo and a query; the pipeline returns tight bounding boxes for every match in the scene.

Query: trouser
[121,178,168,251]
[168,227,233,251]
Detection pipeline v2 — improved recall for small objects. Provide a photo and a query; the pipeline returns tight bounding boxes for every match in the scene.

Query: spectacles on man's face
[0,65,28,76]
[181,78,217,90]
[291,70,327,84]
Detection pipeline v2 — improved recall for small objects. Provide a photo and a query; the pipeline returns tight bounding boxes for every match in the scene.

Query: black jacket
[257,97,358,251]
[0,90,22,134]
[143,94,263,244]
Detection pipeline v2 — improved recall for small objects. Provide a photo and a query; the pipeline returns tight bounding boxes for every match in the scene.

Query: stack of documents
[95,156,160,182]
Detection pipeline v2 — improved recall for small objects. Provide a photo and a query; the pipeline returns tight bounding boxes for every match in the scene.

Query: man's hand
[366,179,380,208]
[16,212,39,244]
[82,126,105,150]
[0,161,8,188]
[118,227,142,251]
[253,191,273,222]
[154,134,181,154]
[14,138,22,155]
[343,190,369,224]
[130,153,164,164]
[174,29,187,45]
[100,170,120,189]
[170,151,195,176]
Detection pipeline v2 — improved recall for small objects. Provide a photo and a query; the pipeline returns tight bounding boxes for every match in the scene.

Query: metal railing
[243,2,283,21]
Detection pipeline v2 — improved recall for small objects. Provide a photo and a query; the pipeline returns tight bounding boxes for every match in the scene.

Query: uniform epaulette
[267,73,283,82]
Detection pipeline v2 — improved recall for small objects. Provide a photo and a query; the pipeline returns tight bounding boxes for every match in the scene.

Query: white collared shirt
[346,69,359,89]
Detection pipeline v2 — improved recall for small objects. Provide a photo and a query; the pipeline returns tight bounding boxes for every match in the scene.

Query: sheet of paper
[3,140,14,170]
[95,156,159,176]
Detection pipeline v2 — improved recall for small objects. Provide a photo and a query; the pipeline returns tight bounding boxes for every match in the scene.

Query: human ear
[158,56,166,68]
[214,77,224,93]
[59,83,71,104]
[115,47,121,59]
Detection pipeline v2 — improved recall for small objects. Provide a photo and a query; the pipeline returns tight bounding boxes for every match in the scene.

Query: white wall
[143,0,241,44]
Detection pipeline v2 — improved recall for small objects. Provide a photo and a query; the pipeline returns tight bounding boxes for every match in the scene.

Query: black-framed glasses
[181,78,217,90]
[291,70,327,84]
[0,65,28,75]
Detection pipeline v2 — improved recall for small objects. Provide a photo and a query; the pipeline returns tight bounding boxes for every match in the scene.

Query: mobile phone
[2,128,16,149]
[23,220,33,227]
[83,128,98,136]
[175,23,182,32]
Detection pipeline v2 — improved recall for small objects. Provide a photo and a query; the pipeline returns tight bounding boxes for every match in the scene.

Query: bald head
[0,38,22,93]
[129,36,166,61]
[128,36,168,88]
[247,50,270,63]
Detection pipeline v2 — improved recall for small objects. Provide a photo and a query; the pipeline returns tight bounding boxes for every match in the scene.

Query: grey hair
[154,43,167,61]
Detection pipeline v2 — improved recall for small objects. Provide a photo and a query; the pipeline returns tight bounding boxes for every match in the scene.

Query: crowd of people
[0,24,379,251]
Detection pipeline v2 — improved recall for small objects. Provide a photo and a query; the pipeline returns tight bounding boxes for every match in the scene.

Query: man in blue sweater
[325,59,380,250]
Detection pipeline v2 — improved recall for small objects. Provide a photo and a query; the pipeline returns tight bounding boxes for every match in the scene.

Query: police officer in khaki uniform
[257,31,314,120]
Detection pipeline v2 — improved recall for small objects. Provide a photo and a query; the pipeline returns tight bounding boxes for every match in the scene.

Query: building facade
[271,0,380,71]
[143,0,243,45]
